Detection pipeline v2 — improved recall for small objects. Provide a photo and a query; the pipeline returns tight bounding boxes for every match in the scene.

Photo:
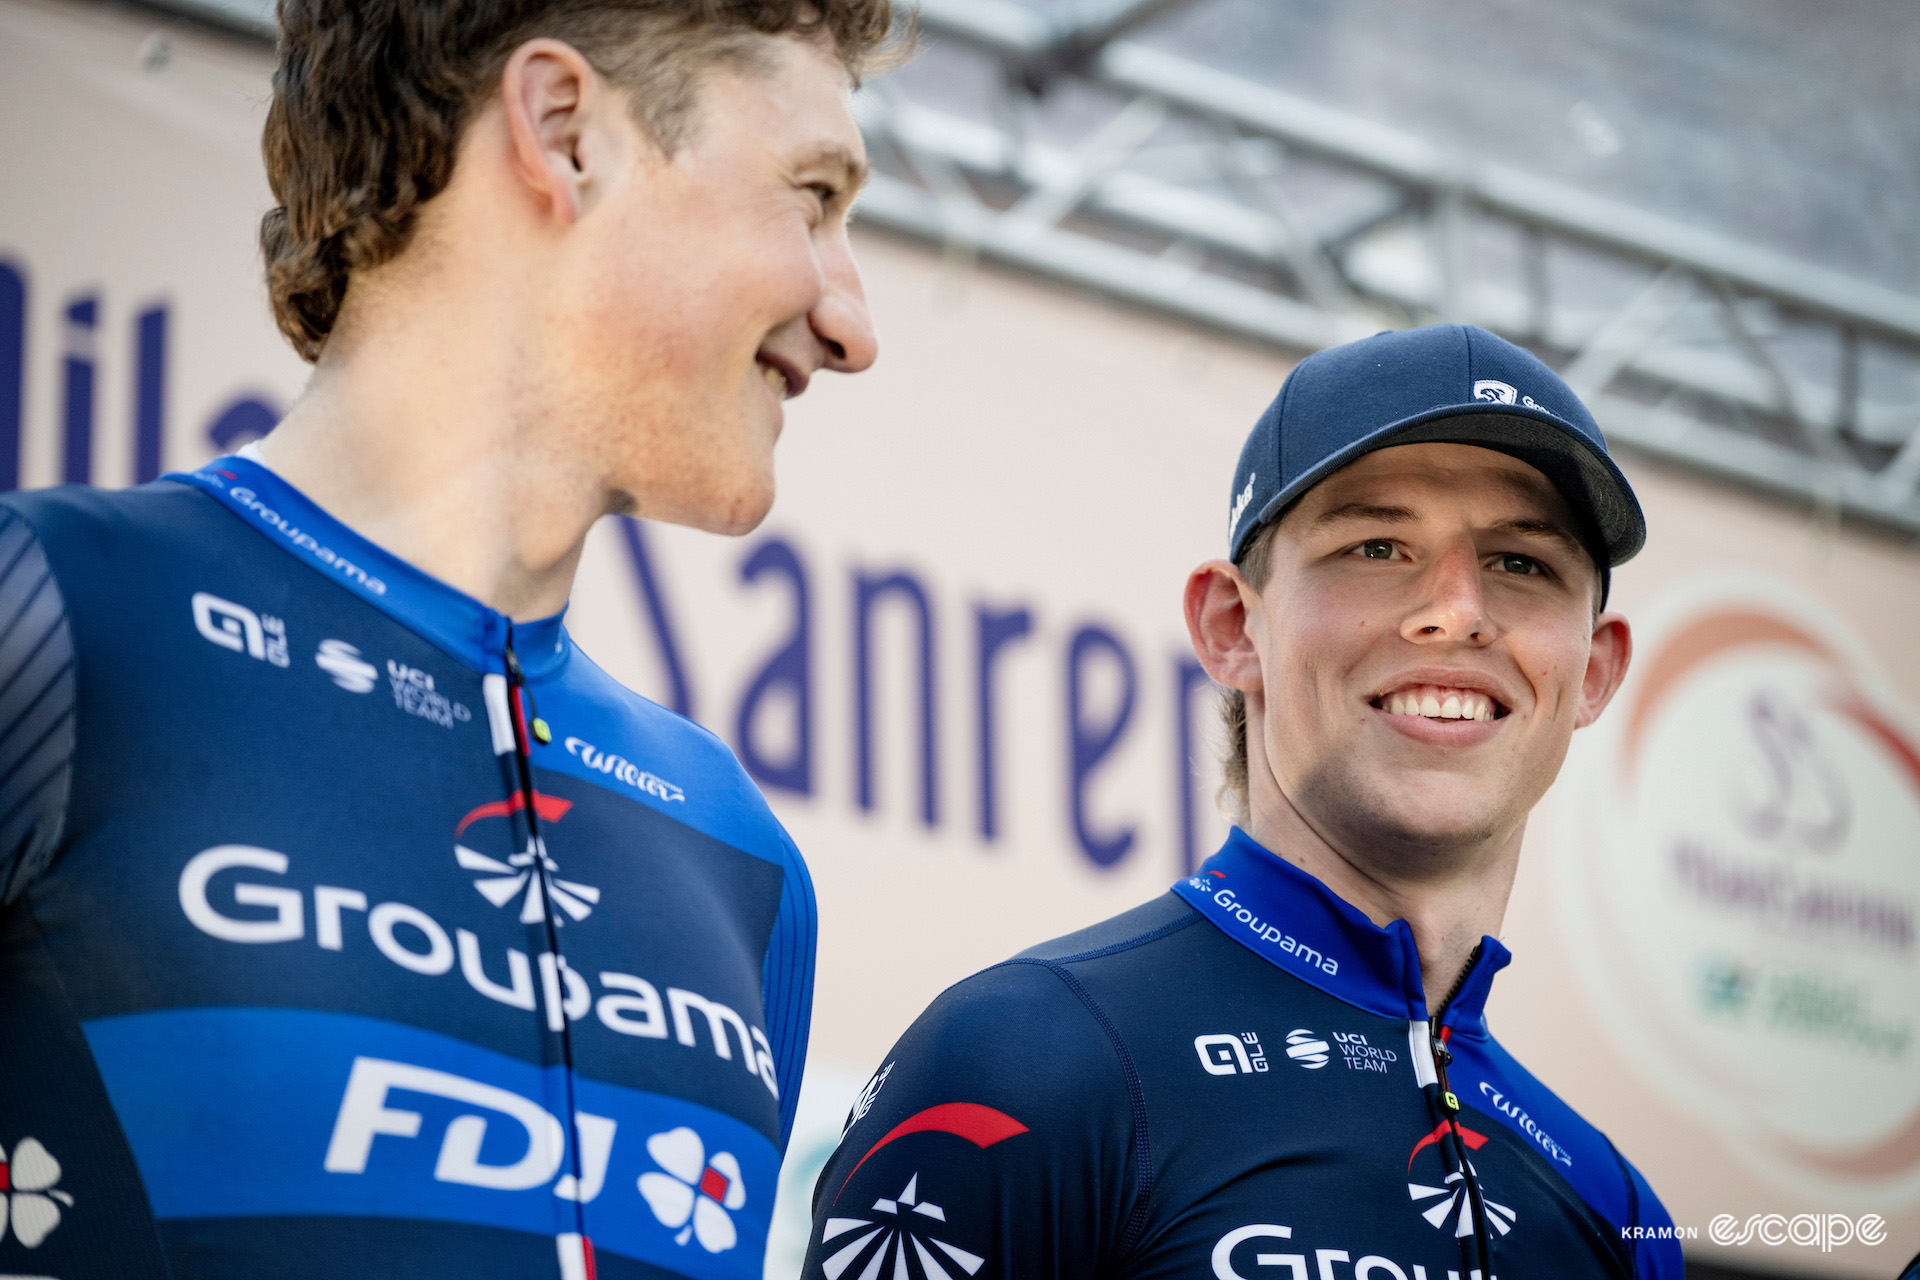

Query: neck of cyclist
[1243,743,1520,1016]
[254,256,612,624]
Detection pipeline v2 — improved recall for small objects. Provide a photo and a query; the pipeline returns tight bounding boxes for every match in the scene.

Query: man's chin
[1304,771,1522,866]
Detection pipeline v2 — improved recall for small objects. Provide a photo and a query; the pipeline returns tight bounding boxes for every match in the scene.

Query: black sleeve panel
[802,960,1145,1280]
[0,504,77,906]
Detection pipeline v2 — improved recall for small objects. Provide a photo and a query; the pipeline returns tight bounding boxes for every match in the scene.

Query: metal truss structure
[144,0,1920,537]
[856,0,1920,537]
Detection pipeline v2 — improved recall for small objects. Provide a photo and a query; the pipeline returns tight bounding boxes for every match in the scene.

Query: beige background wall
[4,1,1917,1273]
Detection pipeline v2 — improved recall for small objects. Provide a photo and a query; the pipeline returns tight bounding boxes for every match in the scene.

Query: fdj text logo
[325,1056,753,1254]
[1195,1033,1269,1075]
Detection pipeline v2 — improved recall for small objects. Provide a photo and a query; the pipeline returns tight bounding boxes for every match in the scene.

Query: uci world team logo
[451,792,601,925]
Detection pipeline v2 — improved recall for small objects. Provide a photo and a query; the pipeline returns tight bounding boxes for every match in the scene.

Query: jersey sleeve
[0,503,77,906]
[801,959,1144,1280]
[763,827,818,1148]
[1621,1155,1684,1279]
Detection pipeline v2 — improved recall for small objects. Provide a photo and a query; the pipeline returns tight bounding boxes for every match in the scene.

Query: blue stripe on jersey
[86,1007,778,1276]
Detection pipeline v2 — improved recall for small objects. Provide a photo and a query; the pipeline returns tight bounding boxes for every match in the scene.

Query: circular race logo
[1553,573,1920,1197]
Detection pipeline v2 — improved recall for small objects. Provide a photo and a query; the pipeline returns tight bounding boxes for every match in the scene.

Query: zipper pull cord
[504,634,587,1243]
[504,644,553,746]
[1430,942,1496,1279]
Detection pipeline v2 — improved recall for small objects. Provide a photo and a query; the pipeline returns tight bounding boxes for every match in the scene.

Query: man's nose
[1401,541,1494,645]
[810,233,877,374]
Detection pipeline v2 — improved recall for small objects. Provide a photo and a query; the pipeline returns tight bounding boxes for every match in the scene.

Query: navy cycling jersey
[803,830,1681,1280]
[0,456,814,1279]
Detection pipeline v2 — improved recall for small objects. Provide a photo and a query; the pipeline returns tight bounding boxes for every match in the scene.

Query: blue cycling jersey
[802,829,1682,1280]
[0,456,815,1279]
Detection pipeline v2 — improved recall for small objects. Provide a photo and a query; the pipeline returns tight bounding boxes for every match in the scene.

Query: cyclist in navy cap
[802,324,1683,1280]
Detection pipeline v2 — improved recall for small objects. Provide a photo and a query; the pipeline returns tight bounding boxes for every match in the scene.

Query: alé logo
[325,1058,751,1254]
[1195,1032,1269,1075]
[192,590,289,668]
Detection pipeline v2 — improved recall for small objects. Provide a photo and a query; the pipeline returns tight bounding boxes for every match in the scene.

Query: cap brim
[1236,404,1646,568]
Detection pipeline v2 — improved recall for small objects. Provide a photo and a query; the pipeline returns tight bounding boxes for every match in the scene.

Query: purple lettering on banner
[205,394,280,452]
[62,293,97,485]
[617,516,696,721]
[734,536,813,795]
[1066,622,1137,868]
[974,602,1034,841]
[0,259,22,492]
[133,303,168,483]
[853,567,938,827]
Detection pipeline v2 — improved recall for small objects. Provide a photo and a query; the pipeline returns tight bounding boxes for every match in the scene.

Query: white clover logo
[0,1137,74,1248]
[637,1127,745,1254]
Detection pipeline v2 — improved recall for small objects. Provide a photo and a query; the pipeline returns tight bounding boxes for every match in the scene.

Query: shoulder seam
[1602,1131,1642,1278]
[1023,900,1201,965]
[996,957,1157,1262]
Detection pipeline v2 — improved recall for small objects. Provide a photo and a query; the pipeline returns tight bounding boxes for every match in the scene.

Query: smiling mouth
[1371,683,1508,723]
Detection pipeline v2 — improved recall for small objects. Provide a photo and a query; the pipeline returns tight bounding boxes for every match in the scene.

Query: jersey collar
[169,456,569,679]
[1172,827,1511,1031]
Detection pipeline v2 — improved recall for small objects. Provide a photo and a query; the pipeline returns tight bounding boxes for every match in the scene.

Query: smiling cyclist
[803,325,1684,1280]
[0,2,888,1276]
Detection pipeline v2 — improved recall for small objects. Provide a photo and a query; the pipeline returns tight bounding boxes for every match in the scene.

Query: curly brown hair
[261,0,896,361]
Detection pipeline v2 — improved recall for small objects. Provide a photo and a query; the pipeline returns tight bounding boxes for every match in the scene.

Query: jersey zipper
[1428,942,1496,1279]
[505,634,595,1279]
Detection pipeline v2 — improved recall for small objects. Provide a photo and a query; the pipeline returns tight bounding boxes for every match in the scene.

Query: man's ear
[499,38,607,226]
[1575,611,1633,729]
[1184,560,1264,694]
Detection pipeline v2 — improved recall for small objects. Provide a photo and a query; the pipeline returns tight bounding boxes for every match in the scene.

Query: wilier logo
[1195,1033,1269,1076]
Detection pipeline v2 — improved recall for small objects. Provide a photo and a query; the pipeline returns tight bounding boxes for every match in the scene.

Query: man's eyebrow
[1488,517,1586,558]
[795,143,869,195]
[1308,502,1418,530]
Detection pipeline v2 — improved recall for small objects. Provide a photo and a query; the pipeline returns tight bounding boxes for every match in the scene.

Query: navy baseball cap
[1226,324,1645,595]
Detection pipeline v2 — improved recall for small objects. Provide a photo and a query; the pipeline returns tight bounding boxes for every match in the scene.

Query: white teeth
[1381,687,1500,721]
[761,363,788,399]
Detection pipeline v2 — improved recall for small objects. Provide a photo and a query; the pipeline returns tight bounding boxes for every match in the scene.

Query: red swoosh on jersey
[455,791,573,838]
[838,1103,1030,1199]
[1408,1118,1489,1173]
